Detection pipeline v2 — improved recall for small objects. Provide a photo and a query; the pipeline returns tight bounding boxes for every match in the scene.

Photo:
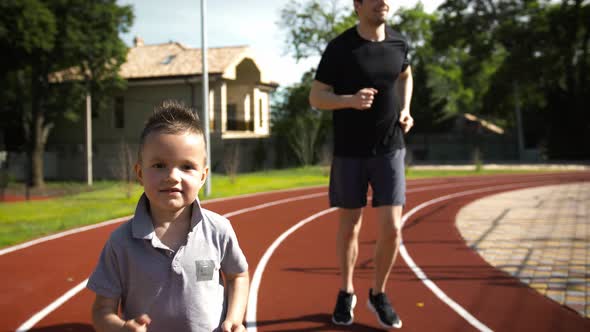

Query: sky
[117,0,443,87]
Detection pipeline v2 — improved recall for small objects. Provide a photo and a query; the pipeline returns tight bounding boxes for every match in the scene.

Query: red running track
[1,172,589,331]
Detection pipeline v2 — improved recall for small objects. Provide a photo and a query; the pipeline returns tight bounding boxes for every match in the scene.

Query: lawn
[0,166,554,248]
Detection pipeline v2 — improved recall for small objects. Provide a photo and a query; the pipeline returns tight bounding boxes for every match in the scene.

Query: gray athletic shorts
[329,148,406,208]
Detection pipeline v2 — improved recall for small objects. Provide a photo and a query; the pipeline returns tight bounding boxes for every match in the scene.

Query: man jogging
[309,0,413,328]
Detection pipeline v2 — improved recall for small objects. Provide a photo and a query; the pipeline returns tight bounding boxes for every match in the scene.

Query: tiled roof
[50,42,277,85]
[121,42,249,79]
[464,113,504,134]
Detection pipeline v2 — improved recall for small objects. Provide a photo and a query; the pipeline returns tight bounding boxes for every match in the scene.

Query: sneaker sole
[367,300,403,329]
[332,294,357,326]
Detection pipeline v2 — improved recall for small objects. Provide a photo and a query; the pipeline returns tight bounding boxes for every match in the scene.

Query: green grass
[404,168,549,178]
[0,182,144,247]
[0,166,564,248]
[203,166,330,199]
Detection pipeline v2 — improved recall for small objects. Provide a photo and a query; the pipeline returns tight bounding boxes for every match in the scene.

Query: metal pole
[201,0,211,196]
[85,92,93,186]
[513,81,525,161]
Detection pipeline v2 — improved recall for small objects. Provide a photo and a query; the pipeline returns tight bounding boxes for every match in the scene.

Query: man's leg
[373,205,403,293]
[366,204,404,328]
[330,155,367,325]
[337,208,363,293]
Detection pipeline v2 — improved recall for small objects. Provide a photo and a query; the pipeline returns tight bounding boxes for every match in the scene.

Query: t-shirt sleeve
[314,41,339,86]
[220,222,248,276]
[401,39,410,73]
[87,238,123,299]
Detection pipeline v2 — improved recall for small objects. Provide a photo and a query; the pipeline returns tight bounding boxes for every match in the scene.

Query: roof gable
[121,42,257,80]
[49,41,277,86]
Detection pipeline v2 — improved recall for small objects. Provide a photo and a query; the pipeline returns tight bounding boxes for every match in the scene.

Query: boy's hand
[122,314,151,331]
[220,320,245,332]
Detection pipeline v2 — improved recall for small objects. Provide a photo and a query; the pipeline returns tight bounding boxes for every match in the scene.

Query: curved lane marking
[0,177,491,257]
[246,181,556,332]
[14,191,328,331]
[13,175,564,330]
[0,216,130,256]
[246,208,338,331]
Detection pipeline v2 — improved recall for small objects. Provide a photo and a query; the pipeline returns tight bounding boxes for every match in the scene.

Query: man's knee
[338,209,362,238]
[379,225,402,243]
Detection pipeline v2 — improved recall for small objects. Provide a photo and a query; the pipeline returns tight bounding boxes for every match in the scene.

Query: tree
[0,0,56,155]
[274,0,356,167]
[279,0,356,61]
[392,3,448,133]
[435,0,590,158]
[272,70,331,166]
[0,0,133,187]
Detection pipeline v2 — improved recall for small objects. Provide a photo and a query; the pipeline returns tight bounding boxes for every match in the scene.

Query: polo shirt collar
[131,193,204,240]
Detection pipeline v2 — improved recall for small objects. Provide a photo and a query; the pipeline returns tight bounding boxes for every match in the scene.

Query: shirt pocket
[195,259,217,281]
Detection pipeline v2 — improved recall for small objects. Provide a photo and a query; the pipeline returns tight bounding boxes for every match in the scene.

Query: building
[43,37,278,180]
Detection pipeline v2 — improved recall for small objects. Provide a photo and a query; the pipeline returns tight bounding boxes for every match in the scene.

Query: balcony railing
[227,120,254,131]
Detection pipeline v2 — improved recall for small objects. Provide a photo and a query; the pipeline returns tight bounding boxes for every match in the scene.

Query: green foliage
[0,0,56,70]
[272,70,331,167]
[434,0,590,159]
[277,0,590,160]
[279,0,356,60]
[0,0,134,186]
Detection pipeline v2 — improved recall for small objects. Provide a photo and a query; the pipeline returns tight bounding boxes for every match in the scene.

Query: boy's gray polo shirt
[87,194,248,331]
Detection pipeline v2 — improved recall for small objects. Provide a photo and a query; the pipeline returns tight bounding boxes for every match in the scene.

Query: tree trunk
[29,66,46,188]
[30,106,46,188]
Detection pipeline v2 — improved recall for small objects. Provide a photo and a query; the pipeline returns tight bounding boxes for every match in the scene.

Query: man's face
[355,0,390,26]
[135,131,208,216]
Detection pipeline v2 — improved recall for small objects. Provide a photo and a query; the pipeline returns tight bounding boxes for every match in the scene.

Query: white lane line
[2,174,553,256]
[223,192,326,218]
[396,184,535,332]
[203,185,327,204]
[246,181,542,332]
[11,175,560,330]
[0,216,130,256]
[246,208,337,332]
[0,188,328,257]
[16,279,88,332]
[3,173,547,257]
[13,191,329,331]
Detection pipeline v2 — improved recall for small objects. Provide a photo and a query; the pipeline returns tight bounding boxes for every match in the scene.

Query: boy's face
[135,131,208,215]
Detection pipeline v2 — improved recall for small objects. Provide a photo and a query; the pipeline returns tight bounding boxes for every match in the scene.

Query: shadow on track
[29,323,94,331]
[246,313,383,331]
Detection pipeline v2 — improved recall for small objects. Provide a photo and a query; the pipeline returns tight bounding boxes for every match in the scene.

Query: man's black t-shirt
[315,26,410,157]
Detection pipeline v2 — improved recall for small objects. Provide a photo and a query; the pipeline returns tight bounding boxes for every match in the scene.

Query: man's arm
[309,80,378,111]
[220,271,250,332]
[92,295,151,332]
[396,66,414,133]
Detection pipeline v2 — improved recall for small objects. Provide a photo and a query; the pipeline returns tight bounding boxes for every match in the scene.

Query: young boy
[88,100,249,332]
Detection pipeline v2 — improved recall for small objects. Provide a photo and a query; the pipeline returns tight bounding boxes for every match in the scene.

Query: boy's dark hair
[138,100,206,162]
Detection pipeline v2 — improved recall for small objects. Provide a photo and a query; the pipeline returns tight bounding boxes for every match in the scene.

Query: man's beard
[368,15,387,27]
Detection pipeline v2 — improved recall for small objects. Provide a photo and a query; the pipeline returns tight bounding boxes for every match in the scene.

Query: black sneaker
[332,290,357,325]
[367,289,402,329]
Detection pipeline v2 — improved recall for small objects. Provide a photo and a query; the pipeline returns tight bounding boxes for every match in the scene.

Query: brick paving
[456,182,590,318]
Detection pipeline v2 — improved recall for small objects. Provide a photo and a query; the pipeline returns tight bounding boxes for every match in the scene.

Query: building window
[259,98,263,127]
[244,94,253,131]
[114,97,125,129]
[161,54,176,65]
[227,103,237,130]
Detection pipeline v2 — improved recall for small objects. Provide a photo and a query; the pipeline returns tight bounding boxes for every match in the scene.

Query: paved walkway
[456,182,590,318]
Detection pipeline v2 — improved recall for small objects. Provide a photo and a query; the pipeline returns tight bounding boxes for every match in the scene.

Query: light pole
[513,81,525,161]
[201,0,211,196]
[85,91,93,186]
